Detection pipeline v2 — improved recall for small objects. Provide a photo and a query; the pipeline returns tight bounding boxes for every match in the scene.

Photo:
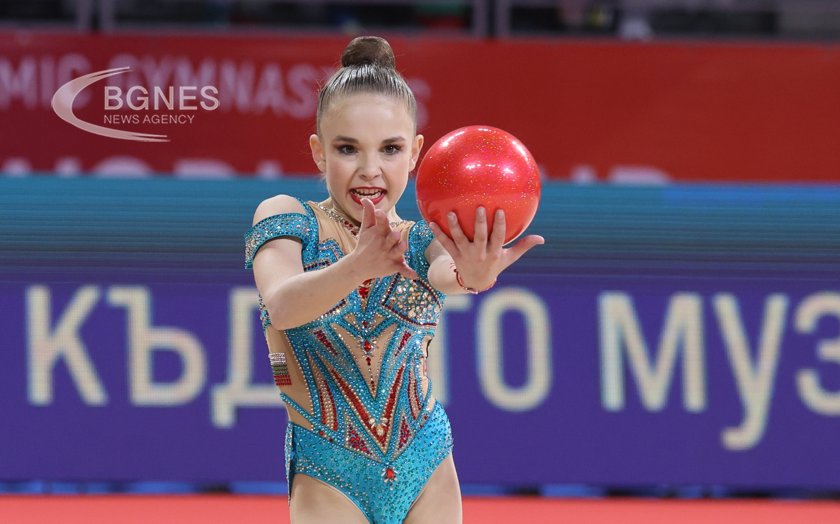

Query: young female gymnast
[245,36,544,524]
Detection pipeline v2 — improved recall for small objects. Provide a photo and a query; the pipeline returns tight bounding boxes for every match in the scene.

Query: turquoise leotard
[245,198,453,524]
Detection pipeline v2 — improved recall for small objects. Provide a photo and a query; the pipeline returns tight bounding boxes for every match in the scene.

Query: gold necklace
[317,202,406,237]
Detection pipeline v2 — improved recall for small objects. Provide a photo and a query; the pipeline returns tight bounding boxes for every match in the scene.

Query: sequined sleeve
[407,220,436,281]
[244,213,310,268]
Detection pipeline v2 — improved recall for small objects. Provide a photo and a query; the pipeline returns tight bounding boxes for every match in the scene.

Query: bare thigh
[289,474,368,524]
[404,454,463,524]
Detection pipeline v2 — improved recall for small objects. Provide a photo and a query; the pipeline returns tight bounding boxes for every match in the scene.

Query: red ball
[416,125,541,244]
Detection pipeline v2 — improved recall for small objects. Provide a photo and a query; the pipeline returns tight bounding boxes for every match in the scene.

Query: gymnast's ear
[310,133,326,172]
[410,134,424,171]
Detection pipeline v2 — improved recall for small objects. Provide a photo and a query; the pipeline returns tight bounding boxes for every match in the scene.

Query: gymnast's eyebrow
[332,135,406,145]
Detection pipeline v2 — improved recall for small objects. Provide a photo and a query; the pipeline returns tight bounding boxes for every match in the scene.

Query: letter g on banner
[51,67,169,142]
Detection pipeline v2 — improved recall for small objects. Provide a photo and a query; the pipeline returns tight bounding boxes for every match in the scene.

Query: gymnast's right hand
[349,198,418,281]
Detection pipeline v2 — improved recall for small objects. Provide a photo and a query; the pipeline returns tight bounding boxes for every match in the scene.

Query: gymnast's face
[310,92,423,225]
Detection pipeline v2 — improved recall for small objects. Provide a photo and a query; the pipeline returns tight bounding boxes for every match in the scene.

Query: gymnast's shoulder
[252,194,308,226]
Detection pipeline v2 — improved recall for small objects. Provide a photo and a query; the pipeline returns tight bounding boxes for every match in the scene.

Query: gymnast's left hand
[428,206,544,291]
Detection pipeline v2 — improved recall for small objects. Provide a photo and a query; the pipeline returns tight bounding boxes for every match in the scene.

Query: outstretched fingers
[488,209,507,253]
[391,237,418,280]
[473,207,488,246]
[360,198,376,231]
[386,228,403,251]
[374,208,392,234]
[446,212,471,247]
[504,234,545,265]
[428,221,460,258]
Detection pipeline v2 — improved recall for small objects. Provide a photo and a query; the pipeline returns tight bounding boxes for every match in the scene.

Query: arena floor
[2,495,840,523]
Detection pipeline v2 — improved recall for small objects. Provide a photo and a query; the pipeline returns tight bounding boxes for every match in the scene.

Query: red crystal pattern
[329,367,384,447]
[407,368,420,420]
[346,422,374,456]
[314,329,338,356]
[328,364,405,451]
[381,367,404,434]
[397,417,412,451]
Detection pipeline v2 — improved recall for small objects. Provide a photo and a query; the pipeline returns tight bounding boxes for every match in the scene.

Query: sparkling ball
[416,125,541,244]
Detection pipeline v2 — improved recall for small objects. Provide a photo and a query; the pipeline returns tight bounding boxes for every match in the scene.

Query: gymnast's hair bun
[341,36,396,69]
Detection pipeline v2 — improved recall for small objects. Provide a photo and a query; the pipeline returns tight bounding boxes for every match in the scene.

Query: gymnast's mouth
[349,188,387,205]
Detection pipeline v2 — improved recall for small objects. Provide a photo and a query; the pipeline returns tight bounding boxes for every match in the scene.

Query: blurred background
[6,0,840,39]
[2,1,840,522]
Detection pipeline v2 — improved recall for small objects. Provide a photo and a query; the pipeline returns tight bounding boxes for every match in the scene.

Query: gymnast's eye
[337,144,356,155]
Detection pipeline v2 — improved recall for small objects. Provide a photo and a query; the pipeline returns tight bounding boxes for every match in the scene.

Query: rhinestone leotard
[244,198,453,524]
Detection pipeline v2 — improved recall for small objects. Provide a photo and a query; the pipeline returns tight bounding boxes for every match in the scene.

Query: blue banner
[1,178,839,489]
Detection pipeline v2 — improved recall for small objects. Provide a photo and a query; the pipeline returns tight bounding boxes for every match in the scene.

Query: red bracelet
[451,263,496,294]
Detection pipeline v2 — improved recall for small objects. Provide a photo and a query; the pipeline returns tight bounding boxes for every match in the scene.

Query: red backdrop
[1,31,838,183]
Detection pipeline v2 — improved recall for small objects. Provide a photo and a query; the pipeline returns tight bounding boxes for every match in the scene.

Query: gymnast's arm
[251,195,417,330]
[251,195,363,330]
